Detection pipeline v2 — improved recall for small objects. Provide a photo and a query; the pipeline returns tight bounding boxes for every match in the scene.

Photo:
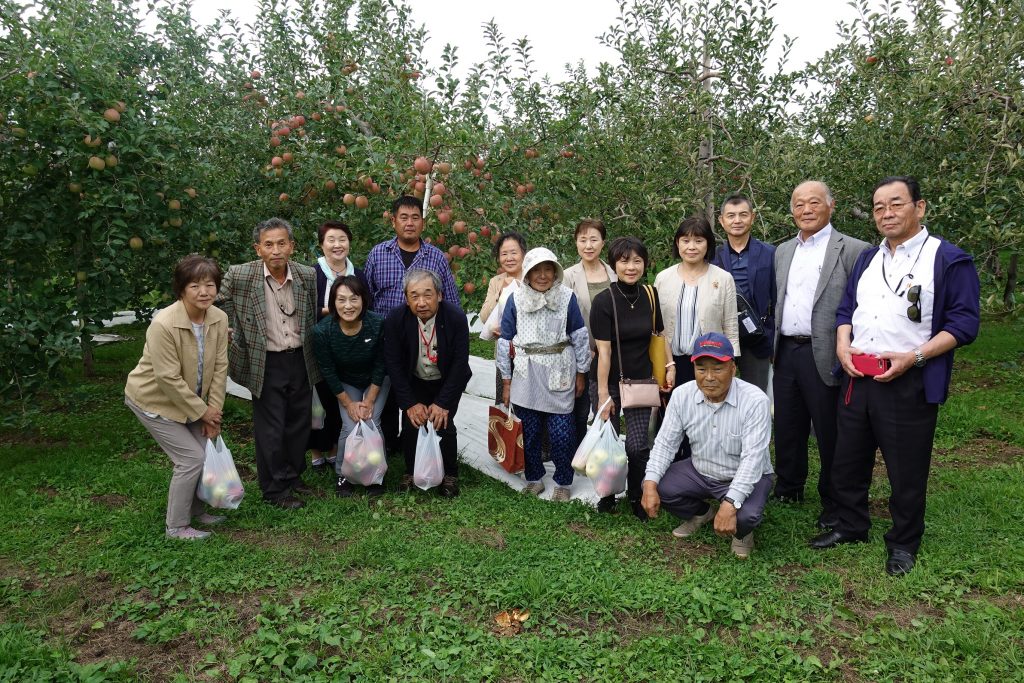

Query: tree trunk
[1004,252,1019,308]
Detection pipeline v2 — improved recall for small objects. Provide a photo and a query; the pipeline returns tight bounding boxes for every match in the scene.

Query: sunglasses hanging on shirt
[880,236,930,323]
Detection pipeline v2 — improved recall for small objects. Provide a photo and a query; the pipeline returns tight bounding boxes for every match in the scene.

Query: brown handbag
[609,284,662,409]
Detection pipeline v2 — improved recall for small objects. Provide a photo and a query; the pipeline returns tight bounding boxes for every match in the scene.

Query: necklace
[614,282,641,309]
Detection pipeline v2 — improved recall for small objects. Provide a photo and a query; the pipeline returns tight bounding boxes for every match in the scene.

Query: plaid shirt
[364,237,461,316]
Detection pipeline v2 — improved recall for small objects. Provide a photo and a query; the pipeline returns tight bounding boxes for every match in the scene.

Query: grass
[1,317,1022,681]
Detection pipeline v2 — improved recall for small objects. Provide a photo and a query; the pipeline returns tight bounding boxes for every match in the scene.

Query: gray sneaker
[731,532,754,559]
[522,481,545,497]
[551,486,571,502]
[671,507,716,538]
[166,526,211,540]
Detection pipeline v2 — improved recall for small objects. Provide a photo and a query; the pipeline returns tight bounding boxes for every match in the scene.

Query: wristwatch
[723,496,741,510]
[913,348,926,368]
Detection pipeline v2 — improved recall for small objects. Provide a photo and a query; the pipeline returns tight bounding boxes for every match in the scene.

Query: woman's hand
[342,399,363,423]
[662,365,676,392]
[356,399,373,421]
[491,325,502,337]
[200,405,223,427]
[599,394,615,420]
[501,381,511,407]
[201,421,221,439]
[575,373,587,398]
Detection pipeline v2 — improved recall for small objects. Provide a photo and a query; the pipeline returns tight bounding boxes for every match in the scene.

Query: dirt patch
[459,527,506,550]
[934,438,1024,469]
[552,609,676,644]
[36,486,59,498]
[71,617,208,681]
[657,534,719,574]
[222,528,332,553]
[776,563,809,592]
[867,498,891,520]
[90,493,129,509]
[0,430,68,448]
[566,521,601,541]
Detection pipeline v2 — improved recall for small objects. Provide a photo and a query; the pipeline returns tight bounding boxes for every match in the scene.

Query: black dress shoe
[816,517,839,530]
[629,500,649,522]
[269,495,305,510]
[335,478,355,498]
[886,549,916,576]
[808,529,867,549]
[596,496,618,513]
[292,482,314,496]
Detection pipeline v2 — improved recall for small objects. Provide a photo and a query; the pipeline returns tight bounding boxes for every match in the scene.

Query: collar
[727,236,751,256]
[881,225,929,256]
[387,236,422,253]
[796,223,833,247]
[694,379,739,408]
[518,283,565,313]
[318,255,354,278]
[417,314,438,330]
[263,262,293,284]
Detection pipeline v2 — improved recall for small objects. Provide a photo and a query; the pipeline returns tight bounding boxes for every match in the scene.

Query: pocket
[724,434,743,455]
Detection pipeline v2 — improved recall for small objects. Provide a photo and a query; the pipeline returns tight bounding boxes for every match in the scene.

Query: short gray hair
[792,180,834,207]
[252,217,295,244]
[403,268,442,295]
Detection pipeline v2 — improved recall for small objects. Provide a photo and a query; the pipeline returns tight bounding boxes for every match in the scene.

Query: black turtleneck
[590,280,665,383]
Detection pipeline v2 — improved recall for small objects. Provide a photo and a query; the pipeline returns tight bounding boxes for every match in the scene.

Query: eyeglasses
[905,284,921,322]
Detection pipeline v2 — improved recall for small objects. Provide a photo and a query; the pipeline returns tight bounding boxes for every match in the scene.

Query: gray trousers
[657,458,775,538]
[735,351,771,394]
[335,377,391,476]
[127,398,208,529]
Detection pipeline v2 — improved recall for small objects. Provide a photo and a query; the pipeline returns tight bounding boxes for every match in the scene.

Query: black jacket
[384,301,472,411]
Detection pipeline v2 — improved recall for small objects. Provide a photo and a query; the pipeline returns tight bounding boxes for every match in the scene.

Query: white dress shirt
[780,224,833,337]
[851,227,938,355]
[645,377,773,506]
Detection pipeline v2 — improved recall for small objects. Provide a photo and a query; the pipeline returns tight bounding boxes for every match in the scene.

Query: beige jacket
[653,262,741,356]
[478,272,515,325]
[124,300,229,423]
[562,260,616,349]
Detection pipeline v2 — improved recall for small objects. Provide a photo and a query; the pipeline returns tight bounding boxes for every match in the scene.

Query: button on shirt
[851,228,938,355]
[263,263,301,352]
[645,377,773,506]
[414,315,442,380]
[780,224,833,337]
[728,244,750,300]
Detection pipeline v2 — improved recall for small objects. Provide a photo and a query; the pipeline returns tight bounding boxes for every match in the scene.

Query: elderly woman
[654,215,739,389]
[562,218,616,446]
[497,248,591,501]
[309,220,370,469]
[124,254,229,540]
[592,237,673,520]
[478,231,527,402]
[312,275,389,498]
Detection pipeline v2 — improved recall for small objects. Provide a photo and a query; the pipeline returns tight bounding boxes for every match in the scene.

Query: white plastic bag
[196,436,245,509]
[413,422,445,490]
[586,420,628,498]
[311,390,325,430]
[341,420,388,486]
[571,398,612,474]
[479,280,518,341]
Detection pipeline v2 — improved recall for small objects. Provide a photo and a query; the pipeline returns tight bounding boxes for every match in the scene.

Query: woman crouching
[496,248,591,501]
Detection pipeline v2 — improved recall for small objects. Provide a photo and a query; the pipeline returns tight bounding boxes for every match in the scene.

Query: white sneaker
[166,526,211,540]
[671,507,716,538]
[731,532,754,559]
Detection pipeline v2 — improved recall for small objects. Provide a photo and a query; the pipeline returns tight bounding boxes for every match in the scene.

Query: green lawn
[1,318,1022,681]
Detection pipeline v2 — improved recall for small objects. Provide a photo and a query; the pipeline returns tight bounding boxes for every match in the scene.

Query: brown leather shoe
[269,495,305,510]
[440,476,460,499]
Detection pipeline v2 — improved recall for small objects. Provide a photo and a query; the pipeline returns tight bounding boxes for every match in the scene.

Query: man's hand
[641,480,661,519]
[428,404,450,430]
[575,372,586,398]
[406,403,429,428]
[837,342,865,378]
[714,500,738,537]
[875,350,915,382]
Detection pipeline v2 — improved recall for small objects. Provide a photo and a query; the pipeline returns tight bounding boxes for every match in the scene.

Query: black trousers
[307,379,342,453]
[772,337,839,521]
[832,369,938,554]
[253,351,311,501]
[401,377,460,478]
[381,389,401,453]
[572,369,599,451]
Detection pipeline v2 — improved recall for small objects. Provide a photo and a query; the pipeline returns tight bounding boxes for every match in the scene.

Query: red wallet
[851,354,891,376]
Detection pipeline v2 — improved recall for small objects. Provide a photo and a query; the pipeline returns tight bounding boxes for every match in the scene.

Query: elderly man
[810,176,980,575]
[773,181,870,529]
[711,193,776,393]
[383,268,472,498]
[218,218,321,509]
[365,195,461,452]
[641,333,774,559]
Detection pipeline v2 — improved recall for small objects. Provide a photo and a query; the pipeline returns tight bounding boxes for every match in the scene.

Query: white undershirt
[780,224,833,337]
[851,228,938,355]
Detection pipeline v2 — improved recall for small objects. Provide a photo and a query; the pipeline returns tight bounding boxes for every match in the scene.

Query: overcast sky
[174,0,901,80]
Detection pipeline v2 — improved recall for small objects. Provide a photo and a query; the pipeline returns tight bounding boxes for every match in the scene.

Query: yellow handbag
[644,285,668,387]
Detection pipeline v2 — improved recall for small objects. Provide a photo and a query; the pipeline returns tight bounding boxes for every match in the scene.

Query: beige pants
[126,398,208,528]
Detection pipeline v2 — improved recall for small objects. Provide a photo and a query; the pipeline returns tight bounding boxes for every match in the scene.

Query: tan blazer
[124,300,229,423]
[653,262,740,356]
[562,260,616,349]
[478,272,515,325]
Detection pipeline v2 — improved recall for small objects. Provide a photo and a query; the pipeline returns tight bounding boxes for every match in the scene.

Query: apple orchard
[1,0,1021,409]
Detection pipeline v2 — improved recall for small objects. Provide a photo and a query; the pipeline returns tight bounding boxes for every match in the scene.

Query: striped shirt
[645,376,772,506]
[363,237,461,316]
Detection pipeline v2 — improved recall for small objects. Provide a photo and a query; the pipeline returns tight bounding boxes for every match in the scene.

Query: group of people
[125,175,980,577]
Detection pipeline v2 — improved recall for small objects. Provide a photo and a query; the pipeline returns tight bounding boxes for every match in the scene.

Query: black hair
[672,215,716,262]
[327,275,370,321]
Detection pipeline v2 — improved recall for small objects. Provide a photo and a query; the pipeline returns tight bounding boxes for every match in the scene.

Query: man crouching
[641,333,774,558]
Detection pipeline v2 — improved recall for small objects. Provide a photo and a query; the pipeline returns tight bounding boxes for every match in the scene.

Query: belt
[520,341,571,355]
[268,347,302,354]
[783,335,812,344]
